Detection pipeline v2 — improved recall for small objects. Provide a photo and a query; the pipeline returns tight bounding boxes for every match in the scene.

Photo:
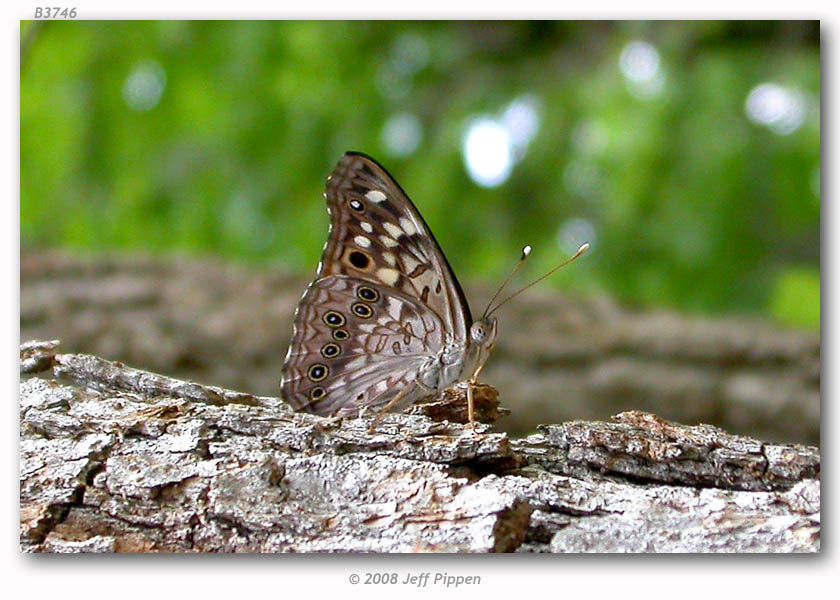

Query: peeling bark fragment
[410,383,510,424]
[20,339,61,374]
[19,341,819,553]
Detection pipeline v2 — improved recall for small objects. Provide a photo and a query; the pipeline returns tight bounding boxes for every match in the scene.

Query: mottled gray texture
[20,341,819,553]
[21,252,820,444]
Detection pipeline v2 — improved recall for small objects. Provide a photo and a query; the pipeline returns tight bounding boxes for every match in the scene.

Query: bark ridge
[20,340,819,553]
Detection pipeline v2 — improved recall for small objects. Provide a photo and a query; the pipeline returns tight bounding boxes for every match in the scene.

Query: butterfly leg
[466,365,485,429]
[466,381,475,428]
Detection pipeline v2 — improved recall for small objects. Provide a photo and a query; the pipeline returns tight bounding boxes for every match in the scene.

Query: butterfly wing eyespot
[357,285,380,302]
[309,386,326,400]
[349,251,369,269]
[323,311,345,328]
[321,342,341,358]
[308,363,329,382]
[332,328,350,341]
[348,198,365,213]
[342,247,374,272]
[351,302,373,318]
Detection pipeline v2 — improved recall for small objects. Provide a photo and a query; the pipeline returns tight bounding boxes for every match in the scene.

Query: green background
[20,21,820,328]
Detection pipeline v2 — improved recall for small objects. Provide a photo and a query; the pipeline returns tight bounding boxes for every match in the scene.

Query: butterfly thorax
[416,317,497,394]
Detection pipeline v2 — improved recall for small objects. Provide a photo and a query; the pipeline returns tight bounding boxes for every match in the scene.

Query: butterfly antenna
[482,245,532,319]
[486,242,590,318]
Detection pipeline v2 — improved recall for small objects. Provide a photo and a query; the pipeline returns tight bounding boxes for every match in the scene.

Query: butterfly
[280,151,588,426]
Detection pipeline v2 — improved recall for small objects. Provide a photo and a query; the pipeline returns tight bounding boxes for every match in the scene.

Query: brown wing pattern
[280,274,444,415]
[280,152,473,416]
[319,152,472,344]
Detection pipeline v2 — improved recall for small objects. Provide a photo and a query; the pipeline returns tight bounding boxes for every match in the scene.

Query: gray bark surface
[21,251,820,444]
[20,340,819,553]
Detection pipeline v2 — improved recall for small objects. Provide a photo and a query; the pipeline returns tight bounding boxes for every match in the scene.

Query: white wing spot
[402,254,420,275]
[399,218,417,236]
[366,190,387,203]
[360,221,373,233]
[380,234,399,247]
[383,222,403,239]
[383,252,396,266]
[316,260,323,275]
[354,235,372,248]
[377,268,400,286]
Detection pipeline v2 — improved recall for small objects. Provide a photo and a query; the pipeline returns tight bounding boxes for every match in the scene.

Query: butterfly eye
[357,286,380,302]
[332,328,350,341]
[308,363,329,382]
[323,311,345,328]
[351,302,373,319]
[348,199,365,213]
[309,387,326,400]
[321,343,341,358]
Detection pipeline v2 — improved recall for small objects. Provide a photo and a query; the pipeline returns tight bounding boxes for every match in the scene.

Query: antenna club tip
[522,245,532,258]
[578,242,591,255]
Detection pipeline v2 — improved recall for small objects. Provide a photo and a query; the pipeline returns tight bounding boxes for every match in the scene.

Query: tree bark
[20,340,819,553]
[21,251,820,445]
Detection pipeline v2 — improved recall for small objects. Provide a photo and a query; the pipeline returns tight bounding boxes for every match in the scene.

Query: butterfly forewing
[321,152,471,342]
[281,152,473,416]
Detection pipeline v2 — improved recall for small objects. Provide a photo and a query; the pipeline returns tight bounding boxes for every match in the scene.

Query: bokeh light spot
[375,64,411,100]
[745,83,808,135]
[571,120,609,156]
[391,33,430,74]
[122,60,166,111]
[461,95,541,187]
[462,117,513,187]
[619,40,664,99]
[557,217,596,256]
[381,113,423,157]
[502,95,541,159]
[620,40,660,82]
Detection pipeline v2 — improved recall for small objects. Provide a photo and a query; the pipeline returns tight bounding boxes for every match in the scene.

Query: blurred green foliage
[20,21,820,328]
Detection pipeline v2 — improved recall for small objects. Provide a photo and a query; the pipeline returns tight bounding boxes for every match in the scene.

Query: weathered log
[20,251,820,444]
[20,340,819,553]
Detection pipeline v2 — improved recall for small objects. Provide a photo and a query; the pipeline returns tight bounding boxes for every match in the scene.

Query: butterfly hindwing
[281,274,445,415]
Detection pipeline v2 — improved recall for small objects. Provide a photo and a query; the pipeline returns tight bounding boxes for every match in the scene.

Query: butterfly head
[470,317,498,351]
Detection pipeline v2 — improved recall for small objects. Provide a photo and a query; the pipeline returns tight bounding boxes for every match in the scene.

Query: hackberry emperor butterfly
[281,152,587,425]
